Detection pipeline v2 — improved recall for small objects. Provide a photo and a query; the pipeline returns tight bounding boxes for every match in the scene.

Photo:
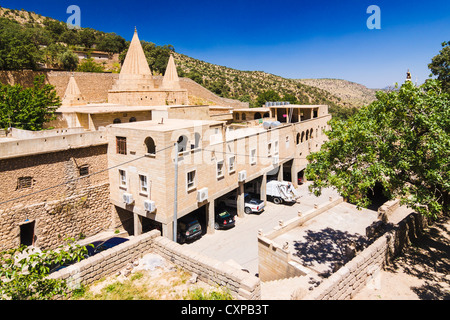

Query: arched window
[129,117,137,122]
[144,137,156,154]
[235,113,240,120]
[310,128,313,139]
[296,133,301,144]
[242,113,246,120]
[177,135,189,153]
[113,118,121,124]
[263,112,269,118]
[301,131,305,143]
[254,112,262,120]
[306,130,309,141]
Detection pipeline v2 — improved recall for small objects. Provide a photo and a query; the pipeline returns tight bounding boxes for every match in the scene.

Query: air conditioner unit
[272,155,279,165]
[122,192,134,205]
[197,187,208,202]
[238,170,247,182]
[144,200,156,213]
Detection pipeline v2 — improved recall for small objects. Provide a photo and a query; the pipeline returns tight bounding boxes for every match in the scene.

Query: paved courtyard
[182,182,344,276]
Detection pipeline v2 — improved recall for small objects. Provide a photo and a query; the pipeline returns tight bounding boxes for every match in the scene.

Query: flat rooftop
[109,118,224,132]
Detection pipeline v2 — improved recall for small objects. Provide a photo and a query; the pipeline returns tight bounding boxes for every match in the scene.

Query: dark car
[86,237,129,257]
[177,218,202,244]
[50,237,129,273]
[215,209,236,230]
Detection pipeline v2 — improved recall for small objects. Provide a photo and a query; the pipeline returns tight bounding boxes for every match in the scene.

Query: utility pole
[173,142,179,242]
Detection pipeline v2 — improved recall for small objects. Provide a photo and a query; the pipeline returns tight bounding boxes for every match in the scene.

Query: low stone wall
[49,230,159,291]
[50,229,261,300]
[258,197,344,281]
[152,236,261,300]
[297,211,429,300]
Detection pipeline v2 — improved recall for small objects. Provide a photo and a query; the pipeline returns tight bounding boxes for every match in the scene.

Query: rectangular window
[274,140,279,155]
[17,176,33,190]
[116,136,127,155]
[187,170,196,190]
[250,148,257,165]
[228,155,236,173]
[119,169,127,188]
[79,165,89,176]
[216,160,224,178]
[139,174,148,194]
[268,142,272,157]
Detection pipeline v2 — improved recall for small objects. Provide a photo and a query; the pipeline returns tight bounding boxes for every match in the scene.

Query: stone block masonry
[0,183,111,250]
[50,230,261,300]
[297,211,429,300]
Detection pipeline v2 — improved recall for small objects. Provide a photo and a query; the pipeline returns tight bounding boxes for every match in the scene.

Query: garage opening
[20,220,35,247]
[298,169,305,185]
[177,206,206,243]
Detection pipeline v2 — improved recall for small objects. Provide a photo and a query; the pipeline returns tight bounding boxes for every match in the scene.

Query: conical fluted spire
[162,54,180,89]
[120,28,152,77]
[111,28,154,91]
[62,74,86,106]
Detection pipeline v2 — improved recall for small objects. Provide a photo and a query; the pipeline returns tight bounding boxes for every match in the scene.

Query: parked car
[177,217,202,243]
[86,237,129,257]
[215,208,236,229]
[220,193,265,214]
[50,237,129,273]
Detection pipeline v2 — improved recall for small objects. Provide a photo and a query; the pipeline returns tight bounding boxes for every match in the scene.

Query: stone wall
[258,197,344,281]
[0,183,111,250]
[0,144,110,250]
[296,211,429,300]
[50,230,261,300]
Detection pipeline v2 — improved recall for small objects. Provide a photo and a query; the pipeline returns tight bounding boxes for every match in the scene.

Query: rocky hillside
[297,79,378,108]
[173,52,346,109]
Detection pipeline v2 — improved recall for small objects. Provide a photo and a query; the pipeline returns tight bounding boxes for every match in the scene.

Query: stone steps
[261,276,315,300]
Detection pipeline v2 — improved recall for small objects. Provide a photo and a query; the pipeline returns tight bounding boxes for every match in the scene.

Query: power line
[0,135,321,206]
[0,143,174,206]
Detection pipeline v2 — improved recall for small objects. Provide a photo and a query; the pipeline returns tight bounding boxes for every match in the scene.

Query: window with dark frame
[17,176,33,190]
[116,136,127,155]
[79,165,89,176]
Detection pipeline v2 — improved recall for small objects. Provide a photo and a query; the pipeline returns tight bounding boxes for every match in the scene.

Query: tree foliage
[305,80,450,219]
[0,239,89,300]
[0,75,61,131]
[429,41,450,93]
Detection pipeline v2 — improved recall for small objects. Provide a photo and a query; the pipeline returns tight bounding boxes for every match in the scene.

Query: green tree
[96,32,127,54]
[0,18,43,70]
[255,90,281,107]
[305,80,449,219]
[0,239,89,300]
[429,41,450,93]
[76,58,105,73]
[59,50,79,71]
[0,75,61,131]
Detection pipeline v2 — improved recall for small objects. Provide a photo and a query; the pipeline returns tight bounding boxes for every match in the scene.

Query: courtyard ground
[353,214,450,300]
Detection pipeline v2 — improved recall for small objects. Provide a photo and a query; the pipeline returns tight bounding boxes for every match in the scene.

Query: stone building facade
[0,129,112,250]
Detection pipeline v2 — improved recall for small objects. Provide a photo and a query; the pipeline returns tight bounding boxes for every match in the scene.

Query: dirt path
[354,215,450,300]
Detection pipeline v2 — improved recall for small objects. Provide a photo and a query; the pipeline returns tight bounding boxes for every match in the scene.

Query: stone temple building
[0,26,332,251]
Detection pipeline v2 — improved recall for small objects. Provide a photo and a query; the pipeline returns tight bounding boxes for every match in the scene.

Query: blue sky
[1,0,449,88]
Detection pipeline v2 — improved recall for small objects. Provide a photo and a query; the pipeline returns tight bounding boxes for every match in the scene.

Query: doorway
[20,220,35,247]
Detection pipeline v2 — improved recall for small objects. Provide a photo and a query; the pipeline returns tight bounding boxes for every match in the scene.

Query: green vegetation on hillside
[0,6,366,119]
